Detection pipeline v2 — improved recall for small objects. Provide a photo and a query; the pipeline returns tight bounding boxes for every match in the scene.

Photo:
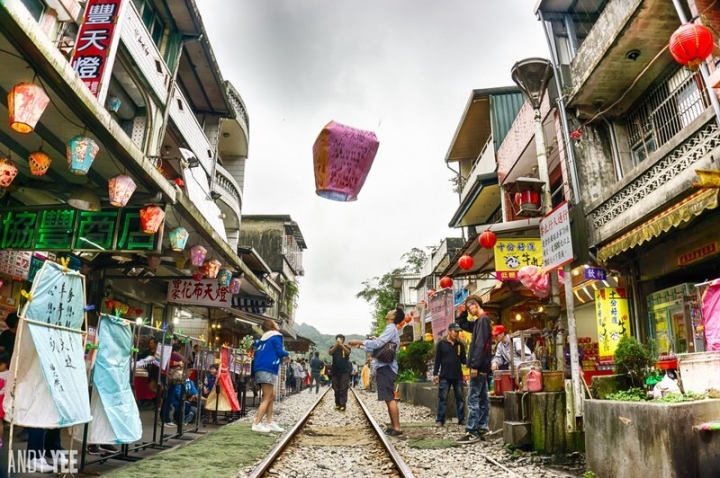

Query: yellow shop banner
[595,288,631,356]
[493,238,543,280]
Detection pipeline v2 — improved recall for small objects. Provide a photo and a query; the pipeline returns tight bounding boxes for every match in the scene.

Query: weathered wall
[572,121,616,205]
[239,222,284,271]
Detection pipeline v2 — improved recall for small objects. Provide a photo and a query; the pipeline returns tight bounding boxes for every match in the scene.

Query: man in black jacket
[455,295,492,443]
[433,323,466,427]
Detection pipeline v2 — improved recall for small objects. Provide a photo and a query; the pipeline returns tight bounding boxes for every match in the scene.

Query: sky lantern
[478,230,497,249]
[204,259,222,279]
[67,135,99,175]
[669,23,714,70]
[8,82,50,133]
[28,150,51,176]
[108,174,136,207]
[0,158,19,187]
[458,254,474,270]
[139,205,164,234]
[217,269,232,287]
[229,277,242,294]
[439,276,453,289]
[190,245,207,267]
[168,227,189,251]
[312,120,380,201]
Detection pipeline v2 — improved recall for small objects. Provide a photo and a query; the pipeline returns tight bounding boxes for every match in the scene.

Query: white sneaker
[29,458,55,473]
[163,421,176,428]
[51,452,69,467]
[251,422,271,433]
[267,422,285,432]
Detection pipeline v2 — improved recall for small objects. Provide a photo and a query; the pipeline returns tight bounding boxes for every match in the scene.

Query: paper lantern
[229,277,242,294]
[190,245,207,267]
[67,135,99,175]
[168,227,189,251]
[439,276,453,289]
[28,150,51,176]
[203,259,221,279]
[139,205,164,234]
[108,174,136,207]
[0,158,19,187]
[478,230,497,249]
[217,269,232,287]
[669,23,714,70]
[8,82,50,133]
[312,120,380,201]
[458,254,474,270]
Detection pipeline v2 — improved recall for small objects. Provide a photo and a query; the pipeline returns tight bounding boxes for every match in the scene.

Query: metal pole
[564,264,584,418]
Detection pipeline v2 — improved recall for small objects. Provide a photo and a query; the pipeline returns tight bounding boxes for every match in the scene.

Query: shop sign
[429,288,454,343]
[167,279,232,307]
[584,267,607,281]
[0,250,32,280]
[70,0,126,102]
[595,287,631,357]
[677,242,718,266]
[0,206,161,253]
[540,201,574,271]
[493,238,543,280]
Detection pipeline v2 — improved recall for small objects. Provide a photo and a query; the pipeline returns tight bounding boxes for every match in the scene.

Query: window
[133,0,165,49]
[21,0,45,21]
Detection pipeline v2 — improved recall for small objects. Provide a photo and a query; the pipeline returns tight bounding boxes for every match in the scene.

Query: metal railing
[460,135,495,200]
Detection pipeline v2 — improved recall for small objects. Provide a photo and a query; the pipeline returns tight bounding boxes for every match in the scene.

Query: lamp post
[512,58,584,420]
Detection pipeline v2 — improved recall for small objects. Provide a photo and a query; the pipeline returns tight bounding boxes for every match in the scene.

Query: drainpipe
[601,115,624,181]
[671,0,720,128]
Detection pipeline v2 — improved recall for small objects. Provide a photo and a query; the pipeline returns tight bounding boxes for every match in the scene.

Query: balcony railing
[460,135,496,201]
[282,236,304,276]
[214,163,242,215]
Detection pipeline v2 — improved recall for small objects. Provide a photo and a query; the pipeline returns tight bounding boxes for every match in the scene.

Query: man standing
[328,334,351,410]
[455,295,492,444]
[309,352,324,393]
[433,323,466,427]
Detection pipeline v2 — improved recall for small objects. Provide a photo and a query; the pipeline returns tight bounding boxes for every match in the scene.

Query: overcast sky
[197,1,549,336]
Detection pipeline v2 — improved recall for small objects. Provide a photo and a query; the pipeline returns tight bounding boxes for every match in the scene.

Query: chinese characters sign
[0,250,32,280]
[493,238,543,280]
[595,288,630,357]
[584,267,607,281]
[540,202,573,271]
[70,0,125,101]
[0,206,161,252]
[429,288,454,343]
[167,279,232,307]
[677,242,718,266]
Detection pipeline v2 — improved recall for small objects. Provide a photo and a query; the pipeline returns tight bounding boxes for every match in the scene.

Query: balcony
[449,136,500,228]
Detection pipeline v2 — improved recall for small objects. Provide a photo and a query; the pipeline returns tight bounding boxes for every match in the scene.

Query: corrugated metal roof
[489,92,525,149]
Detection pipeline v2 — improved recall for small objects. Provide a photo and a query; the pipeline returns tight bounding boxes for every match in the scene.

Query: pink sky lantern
[168,227,189,251]
[8,82,50,134]
[312,120,380,201]
[203,259,222,279]
[139,205,164,234]
[108,174,136,207]
[189,245,207,267]
[229,277,242,294]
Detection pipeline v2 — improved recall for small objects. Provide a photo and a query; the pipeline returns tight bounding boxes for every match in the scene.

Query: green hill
[295,322,367,365]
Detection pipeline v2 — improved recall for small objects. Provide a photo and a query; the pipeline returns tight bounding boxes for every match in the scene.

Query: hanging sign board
[167,279,232,307]
[429,289,454,343]
[493,238,543,280]
[540,201,574,271]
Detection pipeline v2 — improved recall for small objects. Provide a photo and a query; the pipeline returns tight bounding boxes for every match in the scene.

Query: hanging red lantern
[669,23,715,70]
[0,158,19,187]
[139,205,165,234]
[8,82,50,133]
[439,276,453,289]
[28,150,51,176]
[478,230,497,249]
[458,254,474,270]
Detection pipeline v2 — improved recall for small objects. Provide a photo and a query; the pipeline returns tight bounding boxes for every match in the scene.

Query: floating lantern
[189,245,207,267]
[312,120,380,201]
[669,23,714,70]
[0,158,19,187]
[217,269,232,287]
[139,205,164,234]
[458,254,474,270]
[8,82,50,133]
[67,135,99,175]
[439,276,453,289]
[168,227,189,251]
[203,259,221,279]
[478,230,497,249]
[108,174,136,207]
[229,277,242,294]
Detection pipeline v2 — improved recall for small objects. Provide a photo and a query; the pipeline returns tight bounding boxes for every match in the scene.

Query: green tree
[401,247,428,274]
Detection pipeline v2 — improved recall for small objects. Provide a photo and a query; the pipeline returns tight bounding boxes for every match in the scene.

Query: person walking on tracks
[455,295,492,444]
[433,322,466,427]
[251,319,289,433]
[348,307,405,436]
[309,351,324,393]
[328,334,352,410]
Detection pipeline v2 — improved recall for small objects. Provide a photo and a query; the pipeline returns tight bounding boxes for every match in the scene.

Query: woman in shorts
[251,319,289,433]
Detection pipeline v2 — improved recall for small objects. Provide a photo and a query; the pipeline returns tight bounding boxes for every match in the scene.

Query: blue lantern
[168,226,189,251]
[218,269,232,287]
[108,96,122,113]
[66,135,99,175]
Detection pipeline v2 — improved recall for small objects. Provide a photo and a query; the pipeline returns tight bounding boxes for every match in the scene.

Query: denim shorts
[254,371,277,385]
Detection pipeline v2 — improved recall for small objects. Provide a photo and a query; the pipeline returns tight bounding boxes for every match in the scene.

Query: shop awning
[597,188,719,263]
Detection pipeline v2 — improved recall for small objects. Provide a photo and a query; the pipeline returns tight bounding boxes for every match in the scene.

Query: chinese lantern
[28,150,51,176]
[168,226,189,251]
[189,245,207,267]
[139,205,165,234]
[439,276,453,289]
[0,158,19,187]
[66,135,99,175]
[458,254,474,270]
[669,23,714,70]
[108,174,136,207]
[478,230,497,249]
[229,277,242,294]
[217,269,232,287]
[8,82,50,133]
[203,259,222,279]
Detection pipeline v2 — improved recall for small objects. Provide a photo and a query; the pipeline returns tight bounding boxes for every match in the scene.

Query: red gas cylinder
[493,370,515,396]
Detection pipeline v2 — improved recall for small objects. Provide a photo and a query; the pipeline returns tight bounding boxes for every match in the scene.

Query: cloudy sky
[197,1,548,336]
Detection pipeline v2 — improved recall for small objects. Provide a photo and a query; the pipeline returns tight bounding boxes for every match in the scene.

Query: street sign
[584,267,607,281]
[540,201,573,271]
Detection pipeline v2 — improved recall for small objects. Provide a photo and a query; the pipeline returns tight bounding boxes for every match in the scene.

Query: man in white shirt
[490,325,534,371]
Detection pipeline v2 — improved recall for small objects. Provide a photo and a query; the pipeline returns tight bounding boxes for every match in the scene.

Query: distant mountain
[295,322,367,365]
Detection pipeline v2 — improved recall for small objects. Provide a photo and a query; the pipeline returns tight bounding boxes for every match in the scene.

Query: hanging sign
[493,238,543,280]
[595,287,631,357]
[584,267,607,281]
[429,288,454,343]
[540,201,574,271]
[167,279,232,307]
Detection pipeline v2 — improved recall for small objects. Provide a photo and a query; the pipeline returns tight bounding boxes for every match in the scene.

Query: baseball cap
[492,325,507,337]
[448,323,461,331]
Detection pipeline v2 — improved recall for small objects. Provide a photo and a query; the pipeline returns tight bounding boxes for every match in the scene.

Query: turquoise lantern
[168,226,189,251]
[66,135,99,175]
[217,269,232,287]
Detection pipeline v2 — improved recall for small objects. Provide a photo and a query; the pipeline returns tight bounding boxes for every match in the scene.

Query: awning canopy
[597,188,719,263]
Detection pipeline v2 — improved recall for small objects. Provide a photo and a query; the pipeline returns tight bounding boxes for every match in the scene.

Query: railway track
[248,388,414,478]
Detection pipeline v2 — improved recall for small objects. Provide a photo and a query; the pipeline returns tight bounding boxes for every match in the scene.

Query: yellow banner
[595,288,631,357]
[493,238,543,280]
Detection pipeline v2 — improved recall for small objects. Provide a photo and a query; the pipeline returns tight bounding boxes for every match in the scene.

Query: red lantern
[458,254,474,270]
[139,205,165,234]
[478,230,497,249]
[669,23,714,70]
[439,276,453,289]
[8,82,50,133]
